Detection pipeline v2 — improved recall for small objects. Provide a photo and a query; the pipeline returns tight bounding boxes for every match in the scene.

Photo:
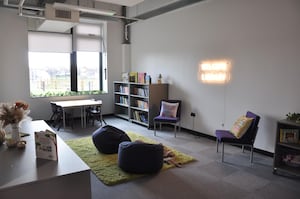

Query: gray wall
[1,0,300,153]
[0,7,123,120]
[129,0,300,152]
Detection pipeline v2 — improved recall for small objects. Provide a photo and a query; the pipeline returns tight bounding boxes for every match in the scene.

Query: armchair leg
[250,145,254,163]
[216,140,219,152]
[222,142,225,162]
[174,124,177,138]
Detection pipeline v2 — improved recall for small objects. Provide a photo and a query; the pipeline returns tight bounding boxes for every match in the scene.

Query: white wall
[130,0,300,152]
[0,7,123,120]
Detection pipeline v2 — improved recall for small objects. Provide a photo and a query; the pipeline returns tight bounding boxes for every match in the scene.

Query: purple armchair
[215,111,260,163]
[153,100,181,137]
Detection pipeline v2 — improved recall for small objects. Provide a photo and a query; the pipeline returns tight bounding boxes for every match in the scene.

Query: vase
[11,123,20,143]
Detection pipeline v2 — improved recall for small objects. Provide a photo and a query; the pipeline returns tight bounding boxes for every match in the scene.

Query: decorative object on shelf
[279,129,299,143]
[0,101,30,147]
[157,74,162,84]
[122,72,129,82]
[285,112,300,123]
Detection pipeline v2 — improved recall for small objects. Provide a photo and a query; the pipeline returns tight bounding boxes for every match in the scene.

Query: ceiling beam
[134,0,205,20]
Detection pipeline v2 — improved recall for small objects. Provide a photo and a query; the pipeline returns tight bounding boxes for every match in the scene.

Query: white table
[51,99,103,129]
[0,120,91,199]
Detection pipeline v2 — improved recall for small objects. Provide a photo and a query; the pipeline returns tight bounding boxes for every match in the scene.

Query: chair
[86,105,106,126]
[49,102,73,131]
[49,102,63,128]
[153,99,181,137]
[215,111,260,163]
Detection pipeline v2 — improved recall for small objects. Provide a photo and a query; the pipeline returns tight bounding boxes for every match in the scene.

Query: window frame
[28,22,107,97]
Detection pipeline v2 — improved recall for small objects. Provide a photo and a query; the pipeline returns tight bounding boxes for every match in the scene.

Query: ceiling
[1,0,204,24]
[1,0,144,7]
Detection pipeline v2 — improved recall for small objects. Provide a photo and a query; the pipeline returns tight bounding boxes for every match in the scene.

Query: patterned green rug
[66,132,196,186]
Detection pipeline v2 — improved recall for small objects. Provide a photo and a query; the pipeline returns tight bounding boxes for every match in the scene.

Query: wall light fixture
[198,60,231,84]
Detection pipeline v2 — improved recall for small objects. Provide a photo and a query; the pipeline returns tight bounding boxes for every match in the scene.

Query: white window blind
[74,23,103,52]
[28,31,72,53]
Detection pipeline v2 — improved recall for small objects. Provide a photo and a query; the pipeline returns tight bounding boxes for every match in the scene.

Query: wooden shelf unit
[113,81,130,120]
[273,120,300,177]
[113,81,168,128]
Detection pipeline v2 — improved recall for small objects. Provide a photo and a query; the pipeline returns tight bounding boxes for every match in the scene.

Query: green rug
[66,132,196,186]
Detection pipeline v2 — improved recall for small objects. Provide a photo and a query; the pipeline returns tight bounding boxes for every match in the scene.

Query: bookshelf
[114,81,129,120]
[113,81,168,128]
[273,120,300,177]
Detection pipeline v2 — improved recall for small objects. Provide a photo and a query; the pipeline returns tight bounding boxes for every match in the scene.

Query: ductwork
[2,0,140,33]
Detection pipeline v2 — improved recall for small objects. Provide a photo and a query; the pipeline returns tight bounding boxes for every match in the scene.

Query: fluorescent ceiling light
[94,0,144,7]
[52,3,116,16]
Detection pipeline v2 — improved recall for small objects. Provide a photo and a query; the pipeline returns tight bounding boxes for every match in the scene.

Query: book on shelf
[145,75,151,84]
[138,72,146,84]
[136,100,148,109]
[129,72,138,83]
[119,85,129,94]
[280,129,299,144]
[35,130,58,161]
[119,96,128,105]
[132,110,148,123]
[139,113,148,123]
[133,87,148,97]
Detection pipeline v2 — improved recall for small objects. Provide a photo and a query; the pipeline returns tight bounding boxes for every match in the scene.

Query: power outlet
[191,112,196,117]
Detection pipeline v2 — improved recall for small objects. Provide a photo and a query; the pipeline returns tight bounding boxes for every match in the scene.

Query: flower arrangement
[0,101,30,127]
[286,112,300,123]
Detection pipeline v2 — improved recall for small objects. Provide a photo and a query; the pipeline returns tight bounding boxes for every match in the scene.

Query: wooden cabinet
[273,120,300,177]
[114,81,168,128]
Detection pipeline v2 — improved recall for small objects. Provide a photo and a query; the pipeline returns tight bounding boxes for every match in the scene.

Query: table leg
[83,106,87,128]
[62,109,66,129]
[81,107,84,128]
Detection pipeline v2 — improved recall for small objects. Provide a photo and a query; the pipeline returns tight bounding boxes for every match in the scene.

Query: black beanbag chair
[92,125,131,154]
[118,141,164,174]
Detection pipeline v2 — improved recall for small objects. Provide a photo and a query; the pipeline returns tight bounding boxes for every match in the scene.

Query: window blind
[73,23,103,52]
[28,31,72,53]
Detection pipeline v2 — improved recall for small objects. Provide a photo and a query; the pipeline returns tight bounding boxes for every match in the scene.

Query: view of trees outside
[77,51,100,92]
[29,51,100,97]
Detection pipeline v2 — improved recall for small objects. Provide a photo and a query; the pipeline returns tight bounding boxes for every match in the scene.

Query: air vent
[55,9,72,19]
[36,4,79,33]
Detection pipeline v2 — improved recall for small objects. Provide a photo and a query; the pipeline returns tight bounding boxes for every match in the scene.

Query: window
[28,23,107,97]
[77,51,100,91]
[29,52,71,96]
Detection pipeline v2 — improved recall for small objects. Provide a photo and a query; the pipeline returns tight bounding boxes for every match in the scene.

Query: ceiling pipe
[3,0,45,12]
[2,0,140,24]
[18,0,25,16]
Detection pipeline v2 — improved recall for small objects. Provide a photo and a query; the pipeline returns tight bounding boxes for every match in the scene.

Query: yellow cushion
[230,116,253,138]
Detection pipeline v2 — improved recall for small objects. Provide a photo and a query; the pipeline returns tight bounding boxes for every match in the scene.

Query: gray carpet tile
[49,116,300,199]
